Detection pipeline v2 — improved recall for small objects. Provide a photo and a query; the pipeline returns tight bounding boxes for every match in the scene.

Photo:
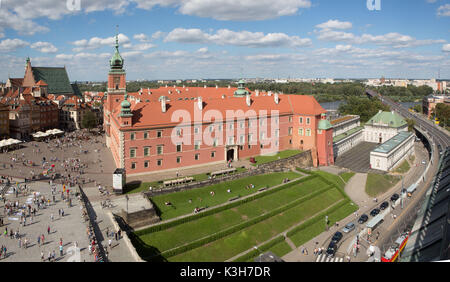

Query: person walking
[59,245,63,256]
[47,226,51,235]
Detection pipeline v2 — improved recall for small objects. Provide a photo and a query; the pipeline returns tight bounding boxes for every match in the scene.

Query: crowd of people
[0,129,111,193]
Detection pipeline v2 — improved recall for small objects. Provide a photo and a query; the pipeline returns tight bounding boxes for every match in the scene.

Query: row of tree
[75,81,435,103]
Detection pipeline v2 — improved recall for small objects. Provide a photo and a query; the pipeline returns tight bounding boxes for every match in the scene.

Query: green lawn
[393,160,411,174]
[339,172,355,183]
[138,177,328,253]
[251,150,302,166]
[131,169,357,262]
[168,187,343,261]
[288,200,358,247]
[365,173,401,197]
[313,170,346,190]
[236,236,292,262]
[151,171,301,220]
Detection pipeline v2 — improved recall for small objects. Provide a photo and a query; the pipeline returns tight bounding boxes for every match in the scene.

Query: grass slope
[151,171,300,220]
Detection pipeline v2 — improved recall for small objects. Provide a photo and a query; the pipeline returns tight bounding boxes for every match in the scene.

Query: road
[365,89,450,260]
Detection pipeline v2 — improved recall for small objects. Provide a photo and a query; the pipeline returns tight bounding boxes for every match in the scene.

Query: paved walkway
[0,131,140,262]
[0,180,91,262]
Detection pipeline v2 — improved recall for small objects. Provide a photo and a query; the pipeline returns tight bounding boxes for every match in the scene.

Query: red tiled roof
[8,78,23,88]
[110,87,326,129]
[36,80,48,86]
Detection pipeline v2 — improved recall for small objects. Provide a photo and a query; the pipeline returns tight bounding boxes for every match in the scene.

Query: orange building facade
[103,36,334,176]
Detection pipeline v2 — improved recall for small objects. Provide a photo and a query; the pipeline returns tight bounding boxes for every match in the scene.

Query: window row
[130,152,217,169]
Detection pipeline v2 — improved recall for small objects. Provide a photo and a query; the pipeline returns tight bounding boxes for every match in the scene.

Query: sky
[0,0,449,81]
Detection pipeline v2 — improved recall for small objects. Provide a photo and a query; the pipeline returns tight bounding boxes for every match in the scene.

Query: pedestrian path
[315,254,344,262]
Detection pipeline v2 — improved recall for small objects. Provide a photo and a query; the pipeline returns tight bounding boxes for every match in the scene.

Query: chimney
[215,85,218,89]
[161,96,167,113]
[268,91,272,96]
[255,90,259,97]
[204,85,207,88]
[274,93,279,104]
[246,93,251,107]
[197,96,203,110]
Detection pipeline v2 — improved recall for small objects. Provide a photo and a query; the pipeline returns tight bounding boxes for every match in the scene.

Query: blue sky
[0,0,449,81]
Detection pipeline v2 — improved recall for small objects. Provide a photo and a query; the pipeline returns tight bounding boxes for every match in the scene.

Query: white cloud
[30,41,58,53]
[0,0,128,36]
[151,31,165,40]
[131,43,156,51]
[134,33,150,42]
[71,34,130,52]
[196,47,209,54]
[164,28,311,48]
[315,19,352,30]
[316,28,445,48]
[437,4,450,16]
[0,38,29,52]
[133,0,311,21]
[443,44,450,52]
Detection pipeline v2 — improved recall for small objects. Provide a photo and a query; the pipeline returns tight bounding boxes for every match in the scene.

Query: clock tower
[104,30,127,144]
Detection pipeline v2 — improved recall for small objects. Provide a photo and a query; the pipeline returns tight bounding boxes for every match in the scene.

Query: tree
[434,103,450,128]
[338,97,390,123]
[406,118,416,132]
[81,110,97,131]
[412,104,422,113]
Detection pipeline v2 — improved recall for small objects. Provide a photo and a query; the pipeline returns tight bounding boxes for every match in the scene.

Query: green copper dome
[120,94,132,117]
[110,33,124,70]
[234,79,250,97]
[318,119,333,130]
[318,113,332,130]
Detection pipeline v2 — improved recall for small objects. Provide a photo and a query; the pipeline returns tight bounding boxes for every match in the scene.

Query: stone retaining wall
[144,150,313,198]
[117,193,160,229]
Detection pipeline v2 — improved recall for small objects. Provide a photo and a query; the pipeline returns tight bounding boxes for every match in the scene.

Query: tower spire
[115,25,119,49]
[110,25,124,70]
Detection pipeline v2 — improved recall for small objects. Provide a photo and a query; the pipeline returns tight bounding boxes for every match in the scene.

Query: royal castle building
[103,34,334,176]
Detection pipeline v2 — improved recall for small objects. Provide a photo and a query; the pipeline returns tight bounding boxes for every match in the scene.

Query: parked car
[342,222,355,233]
[358,214,369,224]
[331,231,343,243]
[421,160,426,165]
[326,241,337,258]
[380,201,389,210]
[391,193,399,202]
[370,208,380,217]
